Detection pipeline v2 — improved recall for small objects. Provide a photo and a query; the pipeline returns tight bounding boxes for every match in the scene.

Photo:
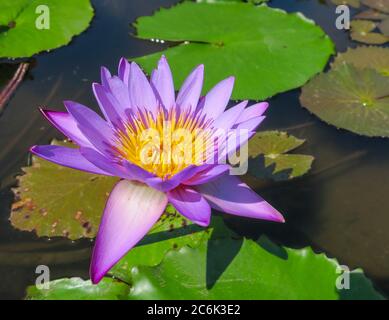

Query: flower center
[113,108,214,179]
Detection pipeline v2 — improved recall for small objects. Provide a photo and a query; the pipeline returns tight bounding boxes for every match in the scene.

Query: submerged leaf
[331,0,360,8]
[10,140,118,240]
[378,18,389,36]
[246,131,314,181]
[350,20,389,44]
[354,9,389,21]
[300,63,389,137]
[133,2,334,100]
[0,0,94,58]
[361,0,389,14]
[332,46,389,76]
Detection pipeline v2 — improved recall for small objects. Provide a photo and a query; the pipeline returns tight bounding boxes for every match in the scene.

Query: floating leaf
[300,63,389,137]
[10,140,118,240]
[354,9,389,21]
[331,0,360,8]
[378,18,389,35]
[133,2,334,100]
[361,0,389,14]
[129,237,383,300]
[26,237,383,300]
[332,46,389,76]
[109,213,234,283]
[246,131,314,181]
[350,20,389,44]
[26,277,130,300]
[0,0,94,58]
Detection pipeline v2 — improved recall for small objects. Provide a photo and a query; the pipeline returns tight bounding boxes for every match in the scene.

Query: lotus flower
[31,56,284,284]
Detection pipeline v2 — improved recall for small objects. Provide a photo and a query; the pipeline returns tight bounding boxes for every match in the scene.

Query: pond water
[1,0,388,299]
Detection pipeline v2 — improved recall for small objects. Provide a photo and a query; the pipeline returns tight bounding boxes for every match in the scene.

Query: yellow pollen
[113,108,214,179]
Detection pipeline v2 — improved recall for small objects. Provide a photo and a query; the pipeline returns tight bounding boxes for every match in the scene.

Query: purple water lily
[31,56,284,284]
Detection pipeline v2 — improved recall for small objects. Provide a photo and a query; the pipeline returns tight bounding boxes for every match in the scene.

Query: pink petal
[90,180,168,284]
[151,55,175,111]
[176,64,204,114]
[168,185,211,227]
[196,174,285,223]
[202,76,235,119]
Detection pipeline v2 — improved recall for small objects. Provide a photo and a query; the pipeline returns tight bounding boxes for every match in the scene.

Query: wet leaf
[331,0,360,8]
[354,9,389,21]
[133,2,334,100]
[109,213,234,283]
[332,46,389,76]
[361,0,389,14]
[10,140,118,240]
[300,63,389,137]
[26,277,130,300]
[129,237,384,300]
[0,0,94,58]
[246,131,314,181]
[350,20,389,44]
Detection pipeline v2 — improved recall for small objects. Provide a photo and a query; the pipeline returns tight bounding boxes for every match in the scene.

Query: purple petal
[30,145,111,175]
[145,164,211,192]
[93,83,127,128]
[202,76,234,119]
[151,55,175,111]
[196,174,284,223]
[90,180,168,284]
[64,100,115,156]
[217,129,255,162]
[104,76,131,113]
[234,116,266,132]
[183,164,230,186]
[80,147,133,179]
[235,102,269,124]
[176,64,204,114]
[129,62,158,114]
[40,109,92,148]
[100,67,111,88]
[168,185,211,227]
[213,100,247,129]
[118,57,131,86]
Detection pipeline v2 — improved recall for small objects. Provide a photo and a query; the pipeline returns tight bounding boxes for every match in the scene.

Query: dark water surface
[1,0,388,299]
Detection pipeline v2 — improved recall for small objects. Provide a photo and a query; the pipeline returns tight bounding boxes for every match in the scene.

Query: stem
[0,62,29,112]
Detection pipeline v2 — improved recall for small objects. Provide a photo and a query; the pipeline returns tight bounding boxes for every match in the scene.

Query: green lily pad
[133,2,334,100]
[0,0,94,58]
[354,9,389,21]
[129,237,383,300]
[109,213,234,283]
[26,236,383,300]
[332,46,389,76]
[246,131,314,181]
[26,277,131,300]
[361,0,389,14]
[331,0,360,8]
[350,20,389,44]
[10,140,118,240]
[300,63,389,137]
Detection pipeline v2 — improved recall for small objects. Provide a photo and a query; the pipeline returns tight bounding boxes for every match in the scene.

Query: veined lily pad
[332,46,389,76]
[361,0,389,14]
[246,131,314,181]
[0,0,94,58]
[26,277,130,300]
[133,2,334,100]
[11,140,118,240]
[300,63,389,137]
[26,237,383,300]
[350,20,389,44]
[331,0,360,8]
